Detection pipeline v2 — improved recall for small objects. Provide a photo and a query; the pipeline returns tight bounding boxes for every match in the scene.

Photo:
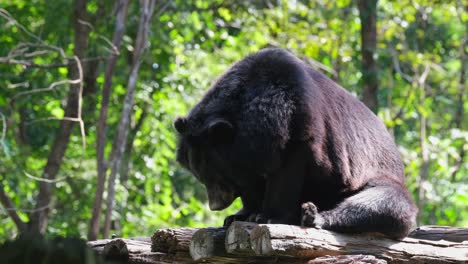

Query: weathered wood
[151,227,198,253]
[225,221,257,255]
[103,239,129,260]
[409,226,468,242]
[89,225,468,263]
[188,226,310,263]
[250,224,468,263]
[308,255,387,264]
[87,238,178,264]
[223,222,386,263]
[189,227,227,261]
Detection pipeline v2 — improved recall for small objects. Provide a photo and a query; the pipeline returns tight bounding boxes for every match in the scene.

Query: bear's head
[174,116,239,210]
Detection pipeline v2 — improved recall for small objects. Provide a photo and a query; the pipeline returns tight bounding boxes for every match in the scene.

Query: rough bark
[189,228,227,261]
[88,238,168,264]
[90,224,468,263]
[151,227,198,254]
[89,0,130,241]
[102,0,156,238]
[250,224,468,263]
[409,226,468,243]
[189,224,387,263]
[225,221,257,255]
[28,0,89,234]
[357,0,379,113]
[308,255,387,264]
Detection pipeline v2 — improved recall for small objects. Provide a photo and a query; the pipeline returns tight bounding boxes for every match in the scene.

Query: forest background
[0,0,466,241]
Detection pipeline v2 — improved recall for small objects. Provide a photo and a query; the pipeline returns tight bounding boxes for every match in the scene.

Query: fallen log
[189,227,227,261]
[151,227,197,254]
[188,225,309,263]
[409,226,468,242]
[225,221,257,255]
[87,224,468,263]
[249,223,468,263]
[87,238,171,264]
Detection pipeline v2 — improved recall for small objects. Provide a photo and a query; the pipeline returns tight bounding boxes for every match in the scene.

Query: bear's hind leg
[302,184,417,239]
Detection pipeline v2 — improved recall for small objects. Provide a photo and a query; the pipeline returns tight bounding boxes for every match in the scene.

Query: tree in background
[358,0,379,112]
[89,0,130,241]
[0,0,466,241]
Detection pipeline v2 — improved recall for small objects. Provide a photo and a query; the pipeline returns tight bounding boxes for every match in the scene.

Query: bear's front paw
[245,213,267,223]
[301,202,321,227]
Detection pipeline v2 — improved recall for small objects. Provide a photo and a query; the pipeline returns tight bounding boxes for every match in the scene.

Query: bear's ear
[174,117,188,134]
[205,118,234,143]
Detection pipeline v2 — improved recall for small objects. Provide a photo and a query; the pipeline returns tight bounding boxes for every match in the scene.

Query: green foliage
[0,0,466,241]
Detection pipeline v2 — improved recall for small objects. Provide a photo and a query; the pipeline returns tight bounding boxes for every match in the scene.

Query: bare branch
[418,63,431,86]
[8,82,30,89]
[23,171,67,183]
[1,43,87,140]
[3,204,50,213]
[78,19,94,31]
[390,48,413,83]
[11,79,81,99]
[71,55,86,148]
[302,56,338,76]
[390,49,414,121]
[24,117,82,126]
[0,9,44,44]
[389,49,435,122]
[98,36,120,55]
[0,58,69,68]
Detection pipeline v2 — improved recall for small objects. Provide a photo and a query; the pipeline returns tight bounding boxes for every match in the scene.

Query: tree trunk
[28,0,89,234]
[102,0,156,238]
[120,108,148,183]
[358,0,379,113]
[416,64,431,225]
[189,228,227,261]
[409,226,468,242]
[450,2,467,181]
[249,224,467,263]
[0,183,26,232]
[89,0,130,241]
[151,227,199,254]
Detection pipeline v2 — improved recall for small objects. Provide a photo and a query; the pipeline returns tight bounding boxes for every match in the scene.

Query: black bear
[174,48,417,238]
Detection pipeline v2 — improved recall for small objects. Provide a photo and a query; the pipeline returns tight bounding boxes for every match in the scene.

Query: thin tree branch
[2,203,50,213]
[389,49,435,122]
[11,79,81,99]
[23,171,67,183]
[390,49,414,121]
[0,9,44,44]
[0,56,107,69]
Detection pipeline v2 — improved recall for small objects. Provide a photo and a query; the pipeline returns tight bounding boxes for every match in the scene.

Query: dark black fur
[174,48,417,238]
